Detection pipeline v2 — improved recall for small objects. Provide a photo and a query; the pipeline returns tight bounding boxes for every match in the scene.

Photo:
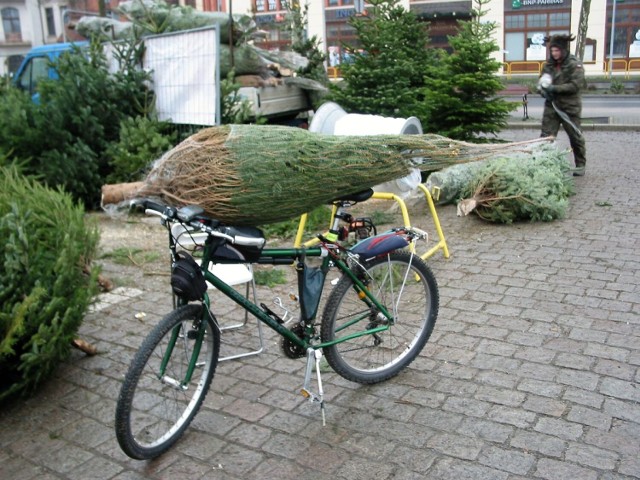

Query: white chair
[170,223,265,362]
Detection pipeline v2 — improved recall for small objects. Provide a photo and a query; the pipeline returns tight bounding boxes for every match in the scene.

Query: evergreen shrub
[107,116,176,183]
[328,0,435,120]
[424,0,516,140]
[0,166,100,403]
[0,40,153,207]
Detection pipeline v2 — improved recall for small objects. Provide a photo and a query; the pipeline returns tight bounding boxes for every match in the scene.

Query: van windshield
[18,56,49,95]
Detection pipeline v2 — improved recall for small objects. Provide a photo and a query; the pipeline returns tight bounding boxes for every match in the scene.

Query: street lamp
[608,0,617,78]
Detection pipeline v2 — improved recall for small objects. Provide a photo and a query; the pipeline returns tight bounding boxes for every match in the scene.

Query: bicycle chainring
[281,324,307,359]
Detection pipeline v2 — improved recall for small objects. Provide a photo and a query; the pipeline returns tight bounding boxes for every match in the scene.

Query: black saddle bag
[171,251,207,301]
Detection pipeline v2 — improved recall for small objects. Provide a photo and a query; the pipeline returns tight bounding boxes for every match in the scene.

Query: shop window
[549,12,570,27]
[327,0,355,6]
[504,10,571,62]
[527,14,546,28]
[505,32,525,62]
[506,15,525,29]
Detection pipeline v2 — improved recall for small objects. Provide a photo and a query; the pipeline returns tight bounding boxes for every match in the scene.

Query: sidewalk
[1,128,639,479]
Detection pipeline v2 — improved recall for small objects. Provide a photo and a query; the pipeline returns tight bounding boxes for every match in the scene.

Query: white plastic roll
[309,102,424,198]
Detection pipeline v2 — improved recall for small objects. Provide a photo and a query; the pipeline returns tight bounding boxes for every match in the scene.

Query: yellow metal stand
[294,187,450,260]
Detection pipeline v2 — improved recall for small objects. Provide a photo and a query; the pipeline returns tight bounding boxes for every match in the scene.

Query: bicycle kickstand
[301,348,326,426]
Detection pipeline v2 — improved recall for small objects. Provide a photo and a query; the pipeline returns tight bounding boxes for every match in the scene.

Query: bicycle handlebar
[140,199,264,248]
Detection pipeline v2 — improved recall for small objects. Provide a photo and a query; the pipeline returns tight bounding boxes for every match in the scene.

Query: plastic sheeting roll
[309,102,423,198]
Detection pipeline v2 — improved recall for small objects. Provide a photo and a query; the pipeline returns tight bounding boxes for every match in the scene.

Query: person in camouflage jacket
[538,34,587,176]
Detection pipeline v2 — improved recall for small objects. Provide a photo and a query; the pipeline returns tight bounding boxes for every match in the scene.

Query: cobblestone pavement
[1,128,639,479]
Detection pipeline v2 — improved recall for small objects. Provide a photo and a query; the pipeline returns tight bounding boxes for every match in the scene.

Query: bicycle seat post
[324,201,351,243]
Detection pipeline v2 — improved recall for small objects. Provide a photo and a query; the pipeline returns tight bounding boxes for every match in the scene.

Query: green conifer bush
[328,0,435,120]
[0,166,100,403]
[423,0,516,140]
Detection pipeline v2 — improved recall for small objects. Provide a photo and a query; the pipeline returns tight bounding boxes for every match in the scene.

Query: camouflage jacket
[541,54,586,115]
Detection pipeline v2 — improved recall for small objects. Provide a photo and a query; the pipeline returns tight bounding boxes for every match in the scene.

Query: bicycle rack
[294,187,450,261]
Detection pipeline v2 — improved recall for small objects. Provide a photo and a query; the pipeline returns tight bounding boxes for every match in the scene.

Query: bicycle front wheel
[321,251,438,384]
[115,304,220,459]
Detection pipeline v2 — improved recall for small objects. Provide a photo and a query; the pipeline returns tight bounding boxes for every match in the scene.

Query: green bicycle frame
[161,243,394,386]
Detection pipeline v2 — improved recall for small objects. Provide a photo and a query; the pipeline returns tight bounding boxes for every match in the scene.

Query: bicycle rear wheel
[321,251,438,384]
[115,304,219,459]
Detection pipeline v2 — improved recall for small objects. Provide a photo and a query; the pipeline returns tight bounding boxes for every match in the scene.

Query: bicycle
[114,188,439,460]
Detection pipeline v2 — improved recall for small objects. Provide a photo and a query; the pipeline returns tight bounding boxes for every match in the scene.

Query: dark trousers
[541,105,587,167]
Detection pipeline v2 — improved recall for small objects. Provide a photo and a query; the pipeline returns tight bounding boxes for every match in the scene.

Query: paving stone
[566,405,612,430]
[517,378,563,398]
[584,342,630,362]
[521,394,567,417]
[534,416,584,441]
[475,385,526,407]
[562,387,604,409]
[510,430,567,458]
[477,445,536,475]
[328,453,397,480]
[603,398,640,423]
[425,432,484,460]
[599,377,640,402]
[564,443,619,471]
[534,458,598,480]
[487,405,536,429]
[618,456,640,478]
[555,368,599,391]
[428,457,509,480]
[442,395,491,418]
[554,352,595,370]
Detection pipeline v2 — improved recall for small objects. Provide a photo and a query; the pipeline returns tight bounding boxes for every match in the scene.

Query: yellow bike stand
[294,186,450,260]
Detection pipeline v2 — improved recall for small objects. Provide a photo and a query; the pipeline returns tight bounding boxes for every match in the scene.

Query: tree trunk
[574,0,592,61]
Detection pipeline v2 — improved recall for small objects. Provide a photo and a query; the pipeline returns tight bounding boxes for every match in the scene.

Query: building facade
[241,0,640,77]
[3,0,639,77]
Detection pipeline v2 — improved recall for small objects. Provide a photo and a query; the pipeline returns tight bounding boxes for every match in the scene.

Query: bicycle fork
[301,348,326,426]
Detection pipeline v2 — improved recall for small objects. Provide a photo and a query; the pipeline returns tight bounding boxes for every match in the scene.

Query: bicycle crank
[281,324,308,359]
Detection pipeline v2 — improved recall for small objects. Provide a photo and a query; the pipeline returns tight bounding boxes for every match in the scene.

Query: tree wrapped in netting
[103,124,553,225]
[0,166,100,403]
[456,146,575,223]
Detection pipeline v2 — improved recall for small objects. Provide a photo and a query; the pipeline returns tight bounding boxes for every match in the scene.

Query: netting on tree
[104,124,553,225]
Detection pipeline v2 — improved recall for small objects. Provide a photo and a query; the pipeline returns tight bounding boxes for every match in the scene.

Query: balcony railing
[3,32,23,43]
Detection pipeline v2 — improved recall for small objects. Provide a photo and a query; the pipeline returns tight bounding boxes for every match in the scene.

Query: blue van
[12,42,88,101]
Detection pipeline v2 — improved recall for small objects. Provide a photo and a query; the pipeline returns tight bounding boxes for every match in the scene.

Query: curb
[506,122,640,132]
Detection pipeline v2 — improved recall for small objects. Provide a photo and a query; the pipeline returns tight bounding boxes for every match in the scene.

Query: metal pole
[228,0,234,69]
[608,0,617,78]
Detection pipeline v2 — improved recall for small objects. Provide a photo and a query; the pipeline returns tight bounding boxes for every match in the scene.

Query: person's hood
[544,34,575,60]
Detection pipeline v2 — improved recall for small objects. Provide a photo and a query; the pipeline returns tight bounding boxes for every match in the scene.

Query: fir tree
[328,0,435,120]
[423,0,515,141]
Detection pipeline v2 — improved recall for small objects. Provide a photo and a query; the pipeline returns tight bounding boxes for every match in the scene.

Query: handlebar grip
[138,199,177,220]
[143,199,166,212]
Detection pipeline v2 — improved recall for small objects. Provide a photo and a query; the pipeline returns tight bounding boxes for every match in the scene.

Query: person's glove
[543,85,556,93]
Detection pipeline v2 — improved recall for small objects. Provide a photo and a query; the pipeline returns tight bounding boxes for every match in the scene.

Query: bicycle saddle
[330,188,374,204]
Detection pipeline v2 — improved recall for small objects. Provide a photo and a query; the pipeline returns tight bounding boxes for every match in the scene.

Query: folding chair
[170,223,265,362]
